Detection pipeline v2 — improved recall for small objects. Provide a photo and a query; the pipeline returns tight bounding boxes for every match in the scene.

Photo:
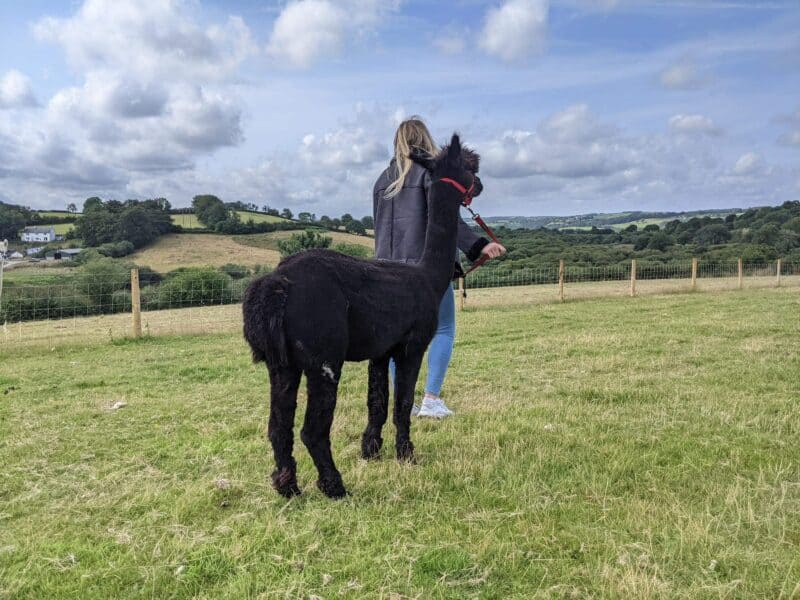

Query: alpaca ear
[409,148,436,171]
[448,133,461,161]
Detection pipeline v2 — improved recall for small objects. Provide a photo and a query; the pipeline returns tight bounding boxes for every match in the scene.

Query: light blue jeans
[390,288,456,397]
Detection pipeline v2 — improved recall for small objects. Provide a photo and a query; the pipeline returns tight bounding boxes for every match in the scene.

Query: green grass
[171,212,287,230]
[51,223,75,235]
[1,289,799,598]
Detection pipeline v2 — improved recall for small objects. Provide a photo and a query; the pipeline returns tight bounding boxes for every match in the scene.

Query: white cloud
[300,128,387,168]
[0,70,38,109]
[33,0,256,81]
[659,60,707,90]
[732,152,763,176]
[776,109,800,146]
[0,0,251,205]
[434,26,468,56]
[668,114,722,136]
[267,0,399,68]
[482,104,633,179]
[479,0,548,62]
[267,1,346,68]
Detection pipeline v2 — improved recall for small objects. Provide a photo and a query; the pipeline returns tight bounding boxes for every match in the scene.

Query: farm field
[1,289,798,598]
[128,233,283,272]
[171,212,288,230]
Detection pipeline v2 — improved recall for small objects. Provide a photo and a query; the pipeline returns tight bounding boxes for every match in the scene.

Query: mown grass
[1,289,799,598]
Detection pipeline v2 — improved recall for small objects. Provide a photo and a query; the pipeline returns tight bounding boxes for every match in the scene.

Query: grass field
[171,213,288,230]
[1,288,798,598]
[129,234,283,272]
[127,230,373,273]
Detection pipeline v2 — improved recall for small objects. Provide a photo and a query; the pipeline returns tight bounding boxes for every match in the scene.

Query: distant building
[21,226,56,243]
[25,247,44,256]
[9,251,23,260]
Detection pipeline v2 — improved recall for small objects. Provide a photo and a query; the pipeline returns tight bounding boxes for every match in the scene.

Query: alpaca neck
[419,182,461,296]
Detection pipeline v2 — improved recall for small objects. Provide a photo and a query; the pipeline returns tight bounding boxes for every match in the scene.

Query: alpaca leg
[392,352,424,462]
[301,369,347,499]
[362,356,390,460]
[267,364,302,498]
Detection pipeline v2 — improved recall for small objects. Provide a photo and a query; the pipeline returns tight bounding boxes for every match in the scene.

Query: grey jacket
[373,160,488,267]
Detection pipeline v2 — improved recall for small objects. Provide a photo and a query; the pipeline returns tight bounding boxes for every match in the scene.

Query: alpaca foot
[361,434,383,460]
[396,440,415,463]
[271,467,301,498]
[317,474,348,499]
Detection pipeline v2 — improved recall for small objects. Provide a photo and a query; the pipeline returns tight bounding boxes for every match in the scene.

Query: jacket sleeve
[458,217,490,262]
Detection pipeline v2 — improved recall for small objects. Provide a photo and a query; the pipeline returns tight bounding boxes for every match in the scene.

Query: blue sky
[0,0,798,217]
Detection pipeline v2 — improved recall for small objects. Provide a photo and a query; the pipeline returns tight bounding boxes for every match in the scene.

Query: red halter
[439,177,475,206]
[438,176,501,275]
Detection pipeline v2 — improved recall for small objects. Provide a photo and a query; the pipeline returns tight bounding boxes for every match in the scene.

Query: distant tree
[192,195,225,226]
[281,208,293,220]
[0,204,27,240]
[647,231,673,251]
[345,220,366,235]
[319,215,333,229]
[785,217,800,235]
[67,203,78,214]
[340,213,354,225]
[83,197,104,213]
[74,210,118,246]
[724,213,737,224]
[298,212,314,223]
[361,215,374,229]
[643,224,660,232]
[623,224,637,232]
[694,224,731,246]
[752,223,780,246]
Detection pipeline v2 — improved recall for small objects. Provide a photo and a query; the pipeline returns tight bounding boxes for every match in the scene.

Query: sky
[0,0,798,217]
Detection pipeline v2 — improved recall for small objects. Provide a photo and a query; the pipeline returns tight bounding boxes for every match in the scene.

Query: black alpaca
[242,134,481,498]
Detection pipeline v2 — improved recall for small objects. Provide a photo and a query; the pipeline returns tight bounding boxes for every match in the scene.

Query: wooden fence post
[737,258,743,290]
[630,259,637,297]
[691,257,697,291]
[776,258,782,287]
[558,259,565,302]
[458,277,465,311]
[131,268,142,338]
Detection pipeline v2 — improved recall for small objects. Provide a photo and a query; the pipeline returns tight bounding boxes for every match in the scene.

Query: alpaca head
[410,133,483,200]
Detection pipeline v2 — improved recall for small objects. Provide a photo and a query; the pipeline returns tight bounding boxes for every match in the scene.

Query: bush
[97,240,135,258]
[332,242,370,258]
[146,268,233,310]
[277,230,332,258]
[219,263,251,279]
[74,258,133,313]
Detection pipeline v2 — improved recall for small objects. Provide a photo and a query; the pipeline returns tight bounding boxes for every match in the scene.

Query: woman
[373,117,506,418]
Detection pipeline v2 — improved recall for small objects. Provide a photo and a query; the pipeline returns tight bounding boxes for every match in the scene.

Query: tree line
[476,201,800,276]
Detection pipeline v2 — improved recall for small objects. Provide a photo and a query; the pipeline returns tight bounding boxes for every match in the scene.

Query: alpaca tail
[242,274,290,366]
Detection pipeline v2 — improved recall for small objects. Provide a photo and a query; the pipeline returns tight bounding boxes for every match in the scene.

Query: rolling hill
[484,208,741,230]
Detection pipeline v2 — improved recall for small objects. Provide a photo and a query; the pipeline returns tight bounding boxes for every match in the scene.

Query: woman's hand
[480,242,506,259]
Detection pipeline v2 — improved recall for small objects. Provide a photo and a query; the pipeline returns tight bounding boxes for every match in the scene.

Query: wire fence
[2,259,798,347]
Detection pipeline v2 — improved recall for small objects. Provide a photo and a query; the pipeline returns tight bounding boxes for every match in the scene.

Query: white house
[21,226,56,243]
[10,251,23,260]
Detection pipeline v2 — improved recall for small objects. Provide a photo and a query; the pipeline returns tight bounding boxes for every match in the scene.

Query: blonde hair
[385,117,438,198]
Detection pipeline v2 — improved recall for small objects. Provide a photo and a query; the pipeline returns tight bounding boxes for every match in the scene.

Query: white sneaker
[417,397,453,419]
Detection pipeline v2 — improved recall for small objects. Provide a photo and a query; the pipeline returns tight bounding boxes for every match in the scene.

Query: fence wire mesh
[2,260,798,347]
